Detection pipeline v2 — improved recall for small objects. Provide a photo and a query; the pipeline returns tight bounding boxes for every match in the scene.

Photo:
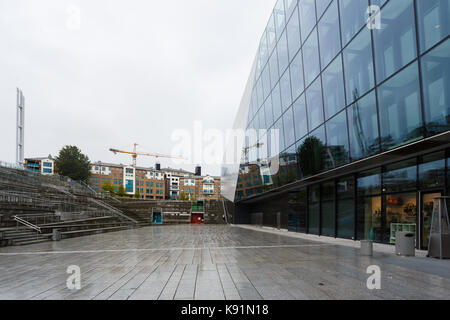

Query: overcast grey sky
[0,0,275,176]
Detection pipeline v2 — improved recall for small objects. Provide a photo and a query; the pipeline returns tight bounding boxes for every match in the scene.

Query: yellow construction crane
[109,143,186,167]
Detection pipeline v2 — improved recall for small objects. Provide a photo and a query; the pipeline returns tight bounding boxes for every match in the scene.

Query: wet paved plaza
[1,225,450,300]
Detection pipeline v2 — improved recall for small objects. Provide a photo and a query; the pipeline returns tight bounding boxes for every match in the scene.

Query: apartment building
[89,162,165,199]
[180,175,223,201]
[163,168,194,200]
[24,157,55,175]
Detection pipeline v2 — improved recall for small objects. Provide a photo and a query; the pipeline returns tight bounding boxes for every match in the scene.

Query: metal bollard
[52,229,62,241]
[360,240,373,256]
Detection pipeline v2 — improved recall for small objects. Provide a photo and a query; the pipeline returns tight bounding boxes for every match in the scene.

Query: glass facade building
[224,0,450,249]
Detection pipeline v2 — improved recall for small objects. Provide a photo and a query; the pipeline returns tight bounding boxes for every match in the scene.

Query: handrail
[13,215,42,233]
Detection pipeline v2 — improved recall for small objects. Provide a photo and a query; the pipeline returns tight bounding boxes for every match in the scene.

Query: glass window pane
[267,14,277,54]
[322,54,346,120]
[338,198,354,239]
[339,0,369,46]
[272,83,283,121]
[421,39,450,135]
[280,69,292,113]
[287,6,301,61]
[262,64,271,100]
[419,152,446,189]
[306,77,324,131]
[383,159,417,193]
[299,0,317,44]
[326,110,350,168]
[316,0,332,19]
[277,31,290,75]
[348,90,380,160]
[378,62,423,151]
[343,27,375,104]
[322,181,335,237]
[318,0,341,69]
[284,0,298,19]
[357,169,381,197]
[417,0,450,53]
[373,0,417,84]
[308,185,320,235]
[290,50,305,100]
[264,97,275,128]
[269,50,279,89]
[274,0,286,40]
[298,126,327,177]
[274,116,286,151]
[293,94,308,140]
[256,79,264,109]
[303,28,321,87]
[357,196,382,241]
[283,106,296,148]
[385,192,417,244]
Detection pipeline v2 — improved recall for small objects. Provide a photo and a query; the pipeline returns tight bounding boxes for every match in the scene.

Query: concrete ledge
[233,224,428,257]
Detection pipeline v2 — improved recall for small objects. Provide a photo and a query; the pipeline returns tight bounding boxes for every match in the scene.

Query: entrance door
[152,211,162,225]
[421,192,442,250]
[191,213,204,225]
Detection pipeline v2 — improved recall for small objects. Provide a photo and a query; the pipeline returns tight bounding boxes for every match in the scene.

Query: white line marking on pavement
[0,244,332,256]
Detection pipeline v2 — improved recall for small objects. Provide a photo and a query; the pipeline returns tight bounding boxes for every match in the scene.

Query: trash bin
[360,240,373,256]
[396,232,415,257]
[52,229,61,241]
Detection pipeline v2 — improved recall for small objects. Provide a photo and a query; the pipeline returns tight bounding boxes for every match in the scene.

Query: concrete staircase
[1,228,51,246]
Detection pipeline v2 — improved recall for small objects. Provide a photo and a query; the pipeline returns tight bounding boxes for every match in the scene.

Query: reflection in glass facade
[226,0,450,248]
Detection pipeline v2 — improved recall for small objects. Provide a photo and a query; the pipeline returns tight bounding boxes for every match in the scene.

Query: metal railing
[14,215,41,233]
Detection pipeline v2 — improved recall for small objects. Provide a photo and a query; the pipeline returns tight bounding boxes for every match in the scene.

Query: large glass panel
[274,0,286,40]
[339,0,369,46]
[264,97,275,128]
[357,169,381,197]
[326,110,350,168]
[318,0,341,70]
[322,181,336,237]
[348,90,380,160]
[287,7,301,61]
[385,192,417,244]
[283,106,296,149]
[257,31,268,78]
[357,196,382,241]
[322,55,346,120]
[290,50,305,100]
[343,28,375,104]
[267,14,277,54]
[274,116,286,152]
[303,28,321,87]
[306,77,324,131]
[338,198,355,239]
[269,50,279,89]
[421,39,450,135]
[284,0,298,19]
[280,69,292,113]
[272,83,283,121]
[383,159,417,193]
[308,185,320,235]
[373,0,417,84]
[419,152,446,189]
[316,0,332,19]
[292,187,308,232]
[299,0,317,44]
[262,64,272,100]
[293,94,308,141]
[298,125,327,177]
[277,31,290,75]
[256,79,264,109]
[416,0,450,53]
[378,62,423,151]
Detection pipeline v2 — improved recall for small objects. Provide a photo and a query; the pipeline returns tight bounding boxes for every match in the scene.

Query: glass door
[421,192,442,250]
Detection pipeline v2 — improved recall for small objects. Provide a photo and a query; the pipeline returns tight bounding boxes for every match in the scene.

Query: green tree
[102,180,114,193]
[179,191,188,200]
[135,190,141,199]
[54,145,91,181]
[117,185,126,197]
